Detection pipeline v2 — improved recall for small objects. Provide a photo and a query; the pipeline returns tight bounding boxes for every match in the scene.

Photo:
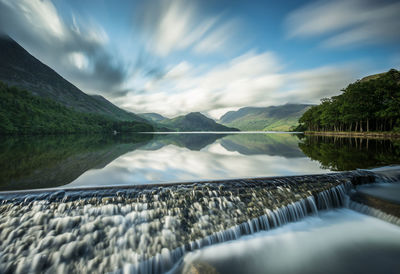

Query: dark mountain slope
[0,35,145,122]
[0,82,153,134]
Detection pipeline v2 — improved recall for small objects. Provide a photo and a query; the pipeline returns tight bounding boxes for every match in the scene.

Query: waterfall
[0,170,397,274]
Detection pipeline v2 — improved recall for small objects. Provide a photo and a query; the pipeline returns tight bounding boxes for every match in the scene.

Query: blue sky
[0,0,399,118]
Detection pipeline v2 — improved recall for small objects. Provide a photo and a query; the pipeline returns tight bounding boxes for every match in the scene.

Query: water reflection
[0,134,152,191]
[67,134,324,188]
[1,133,400,191]
[220,133,304,157]
[299,135,400,171]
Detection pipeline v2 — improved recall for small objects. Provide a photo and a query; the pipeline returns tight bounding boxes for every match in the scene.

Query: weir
[0,169,399,274]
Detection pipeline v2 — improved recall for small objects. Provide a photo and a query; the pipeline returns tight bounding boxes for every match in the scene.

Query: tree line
[297,69,400,132]
[0,82,153,135]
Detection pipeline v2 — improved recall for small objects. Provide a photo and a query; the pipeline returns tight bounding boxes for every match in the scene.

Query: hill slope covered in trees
[219,104,312,131]
[0,35,146,123]
[297,69,400,132]
[0,82,153,135]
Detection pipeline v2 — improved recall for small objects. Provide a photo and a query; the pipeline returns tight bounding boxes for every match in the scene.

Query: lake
[1,132,400,274]
[1,132,400,191]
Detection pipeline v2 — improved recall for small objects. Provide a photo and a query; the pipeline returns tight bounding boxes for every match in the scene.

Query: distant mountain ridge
[219,104,313,131]
[159,112,239,132]
[0,35,145,123]
[139,113,168,123]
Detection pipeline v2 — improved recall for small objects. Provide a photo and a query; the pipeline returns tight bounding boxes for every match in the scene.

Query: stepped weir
[0,170,399,274]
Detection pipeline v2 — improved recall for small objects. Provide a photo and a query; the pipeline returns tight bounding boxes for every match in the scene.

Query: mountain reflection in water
[1,133,400,191]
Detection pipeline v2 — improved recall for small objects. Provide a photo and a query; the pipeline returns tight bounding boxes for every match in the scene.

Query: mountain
[0,35,145,123]
[139,113,168,122]
[219,104,313,131]
[160,112,239,131]
[0,82,153,134]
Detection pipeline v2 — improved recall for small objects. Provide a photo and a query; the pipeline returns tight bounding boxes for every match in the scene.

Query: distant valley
[139,104,313,132]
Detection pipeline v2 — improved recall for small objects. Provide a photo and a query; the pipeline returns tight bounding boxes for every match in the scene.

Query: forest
[0,82,153,135]
[297,69,400,132]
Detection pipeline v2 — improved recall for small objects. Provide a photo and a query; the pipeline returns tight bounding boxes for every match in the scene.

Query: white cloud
[163,61,193,79]
[69,52,89,71]
[283,65,358,102]
[0,0,125,93]
[115,50,359,119]
[286,0,400,47]
[193,20,239,55]
[0,0,67,41]
[136,0,238,56]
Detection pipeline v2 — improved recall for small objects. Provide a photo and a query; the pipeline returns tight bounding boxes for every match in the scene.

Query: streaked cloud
[116,51,358,119]
[0,0,126,93]
[286,0,400,47]
[0,0,394,119]
[283,65,358,102]
[135,0,238,56]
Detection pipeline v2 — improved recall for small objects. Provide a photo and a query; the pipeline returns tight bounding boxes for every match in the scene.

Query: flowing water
[1,133,400,273]
[175,209,400,274]
[1,170,400,273]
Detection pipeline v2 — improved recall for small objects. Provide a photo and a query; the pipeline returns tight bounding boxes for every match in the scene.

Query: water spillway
[0,170,398,273]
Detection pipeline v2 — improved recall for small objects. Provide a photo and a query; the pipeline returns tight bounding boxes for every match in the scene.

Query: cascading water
[0,170,398,274]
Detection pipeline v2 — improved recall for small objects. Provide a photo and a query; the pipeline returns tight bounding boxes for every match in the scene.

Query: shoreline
[304,131,400,139]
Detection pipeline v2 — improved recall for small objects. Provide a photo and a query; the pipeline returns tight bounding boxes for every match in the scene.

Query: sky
[0,0,399,119]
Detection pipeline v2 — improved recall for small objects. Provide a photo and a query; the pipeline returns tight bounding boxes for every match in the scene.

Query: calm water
[1,133,400,191]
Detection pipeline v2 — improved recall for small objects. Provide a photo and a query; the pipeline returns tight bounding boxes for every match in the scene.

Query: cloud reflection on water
[67,134,328,188]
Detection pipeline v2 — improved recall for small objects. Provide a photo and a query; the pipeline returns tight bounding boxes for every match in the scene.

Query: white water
[1,171,399,274]
[176,209,400,274]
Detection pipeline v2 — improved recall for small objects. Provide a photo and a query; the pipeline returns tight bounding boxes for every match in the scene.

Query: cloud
[286,0,400,47]
[115,51,359,119]
[283,65,358,103]
[135,0,238,56]
[193,20,240,55]
[0,0,126,94]
[0,0,366,119]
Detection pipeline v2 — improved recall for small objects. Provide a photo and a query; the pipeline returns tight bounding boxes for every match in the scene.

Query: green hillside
[0,82,153,135]
[160,112,239,132]
[0,36,145,123]
[219,104,312,131]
